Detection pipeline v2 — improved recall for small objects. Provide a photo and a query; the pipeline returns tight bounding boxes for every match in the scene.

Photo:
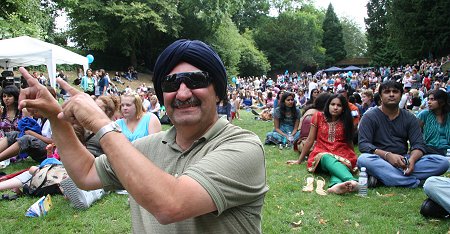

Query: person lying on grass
[287,94,359,195]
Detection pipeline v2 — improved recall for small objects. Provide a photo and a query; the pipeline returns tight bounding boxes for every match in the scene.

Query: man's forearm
[99,132,216,223]
[50,118,100,189]
[409,149,423,163]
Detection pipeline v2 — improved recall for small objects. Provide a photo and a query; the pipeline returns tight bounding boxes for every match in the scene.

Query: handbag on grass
[23,164,68,197]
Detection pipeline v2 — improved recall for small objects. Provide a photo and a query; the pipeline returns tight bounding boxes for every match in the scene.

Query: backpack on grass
[23,164,68,197]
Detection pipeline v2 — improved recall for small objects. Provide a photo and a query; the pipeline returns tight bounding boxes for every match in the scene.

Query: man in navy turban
[17,39,268,233]
[153,39,228,106]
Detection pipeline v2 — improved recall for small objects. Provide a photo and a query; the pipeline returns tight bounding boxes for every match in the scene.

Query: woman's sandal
[302,176,315,192]
[315,176,327,196]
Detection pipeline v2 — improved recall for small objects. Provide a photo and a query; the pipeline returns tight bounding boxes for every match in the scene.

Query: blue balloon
[87,54,94,64]
[232,77,236,83]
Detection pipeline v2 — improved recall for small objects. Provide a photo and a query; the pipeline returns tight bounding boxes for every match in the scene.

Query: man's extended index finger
[19,67,40,86]
[57,77,80,96]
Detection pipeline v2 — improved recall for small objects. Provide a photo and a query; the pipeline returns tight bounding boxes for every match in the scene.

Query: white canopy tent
[0,36,88,87]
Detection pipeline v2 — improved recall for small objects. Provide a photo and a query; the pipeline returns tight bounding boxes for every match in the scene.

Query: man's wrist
[95,121,122,141]
[93,119,114,133]
[384,151,391,160]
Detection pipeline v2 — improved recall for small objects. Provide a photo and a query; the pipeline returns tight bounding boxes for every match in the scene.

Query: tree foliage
[238,30,271,76]
[3,0,366,75]
[366,0,450,66]
[231,0,270,32]
[254,9,323,73]
[321,4,346,66]
[269,0,313,14]
[207,17,243,76]
[340,17,367,58]
[57,0,180,67]
[365,0,390,65]
[388,0,450,61]
[0,0,53,39]
[207,17,270,77]
[178,0,246,41]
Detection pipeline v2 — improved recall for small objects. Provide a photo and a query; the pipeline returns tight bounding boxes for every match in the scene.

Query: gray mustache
[171,97,201,108]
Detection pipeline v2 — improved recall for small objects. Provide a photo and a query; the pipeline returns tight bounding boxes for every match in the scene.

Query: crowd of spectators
[0,51,449,224]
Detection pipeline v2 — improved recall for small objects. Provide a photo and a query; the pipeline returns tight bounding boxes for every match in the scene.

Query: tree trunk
[130,49,137,68]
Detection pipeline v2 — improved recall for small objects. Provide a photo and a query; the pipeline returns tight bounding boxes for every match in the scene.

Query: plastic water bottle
[287,132,293,148]
[447,150,450,172]
[281,137,287,149]
[0,159,10,169]
[358,167,368,197]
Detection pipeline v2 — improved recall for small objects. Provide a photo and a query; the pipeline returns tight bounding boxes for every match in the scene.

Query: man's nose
[176,83,193,101]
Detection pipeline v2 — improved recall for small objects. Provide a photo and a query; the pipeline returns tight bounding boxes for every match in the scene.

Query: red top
[423,77,431,90]
[307,112,357,173]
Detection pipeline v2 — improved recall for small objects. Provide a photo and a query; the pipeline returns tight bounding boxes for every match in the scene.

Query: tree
[365,0,399,66]
[207,17,243,76]
[231,0,270,32]
[58,0,181,67]
[178,0,242,41]
[270,0,313,14]
[206,17,270,77]
[0,0,53,39]
[340,17,367,58]
[321,3,346,66]
[255,9,323,73]
[388,0,450,60]
[238,30,271,76]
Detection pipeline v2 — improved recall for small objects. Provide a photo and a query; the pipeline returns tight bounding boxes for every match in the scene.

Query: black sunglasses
[162,71,211,92]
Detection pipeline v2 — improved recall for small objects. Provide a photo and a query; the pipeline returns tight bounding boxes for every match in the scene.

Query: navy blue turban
[152,39,227,106]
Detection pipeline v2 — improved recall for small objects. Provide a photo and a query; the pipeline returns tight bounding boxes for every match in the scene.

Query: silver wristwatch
[95,122,122,140]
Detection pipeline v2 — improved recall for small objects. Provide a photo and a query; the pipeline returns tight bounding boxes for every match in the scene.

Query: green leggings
[319,154,358,187]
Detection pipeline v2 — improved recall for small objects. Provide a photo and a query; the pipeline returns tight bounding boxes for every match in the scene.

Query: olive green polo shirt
[95,118,268,233]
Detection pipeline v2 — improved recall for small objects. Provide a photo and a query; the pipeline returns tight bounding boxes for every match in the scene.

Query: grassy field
[0,107,449,233]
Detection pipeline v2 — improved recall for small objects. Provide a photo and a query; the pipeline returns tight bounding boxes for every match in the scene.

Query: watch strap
[95,122,122,141]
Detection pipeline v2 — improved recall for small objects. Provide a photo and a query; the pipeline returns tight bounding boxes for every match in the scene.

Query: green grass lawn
[0,110,448,233]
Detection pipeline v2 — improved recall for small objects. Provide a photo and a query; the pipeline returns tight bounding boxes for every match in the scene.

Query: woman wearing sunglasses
[116,93,161,142]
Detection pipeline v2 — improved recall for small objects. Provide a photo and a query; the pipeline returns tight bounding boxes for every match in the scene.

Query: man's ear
[216,96,220,103]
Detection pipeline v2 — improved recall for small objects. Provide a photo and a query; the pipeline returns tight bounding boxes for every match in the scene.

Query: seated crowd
[0,53,449,223]
[0,76,164,209]
[219,55,450,217]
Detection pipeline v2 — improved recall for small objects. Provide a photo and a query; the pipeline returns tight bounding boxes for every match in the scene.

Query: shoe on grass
[420,198,450,219]
[251,109,260,116]
[60,177,105,209]
[367,175,380,188]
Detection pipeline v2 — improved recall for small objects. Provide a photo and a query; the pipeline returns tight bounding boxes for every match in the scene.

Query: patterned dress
[307,112,357,173]
[0,110,21,138]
